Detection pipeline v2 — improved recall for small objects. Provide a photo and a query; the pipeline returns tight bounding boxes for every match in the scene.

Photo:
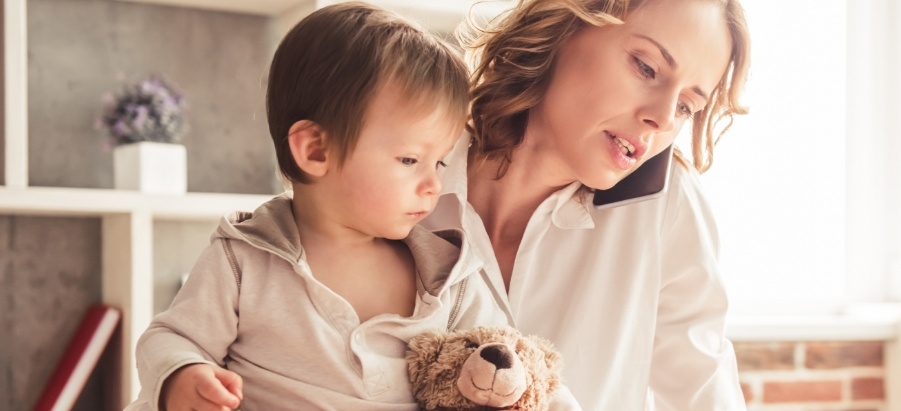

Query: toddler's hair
[267,1,469,184]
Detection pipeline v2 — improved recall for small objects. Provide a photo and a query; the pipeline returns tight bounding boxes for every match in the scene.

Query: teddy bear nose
[480,344,513,369]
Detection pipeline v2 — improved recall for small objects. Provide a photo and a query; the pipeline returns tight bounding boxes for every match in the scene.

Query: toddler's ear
[288,120,330,178]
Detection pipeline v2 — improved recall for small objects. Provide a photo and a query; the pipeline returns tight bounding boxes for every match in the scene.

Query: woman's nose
[640,94,678,133]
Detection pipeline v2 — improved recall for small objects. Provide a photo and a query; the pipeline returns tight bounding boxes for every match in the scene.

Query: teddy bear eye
[464,340,479,349]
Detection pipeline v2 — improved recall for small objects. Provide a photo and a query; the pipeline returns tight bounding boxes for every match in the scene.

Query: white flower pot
[113,142,187,194]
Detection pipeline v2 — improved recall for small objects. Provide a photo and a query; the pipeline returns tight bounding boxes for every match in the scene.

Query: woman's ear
[287,120,330,178]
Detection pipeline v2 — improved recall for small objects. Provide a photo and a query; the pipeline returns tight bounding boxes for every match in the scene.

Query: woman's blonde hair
[463,0,750,175]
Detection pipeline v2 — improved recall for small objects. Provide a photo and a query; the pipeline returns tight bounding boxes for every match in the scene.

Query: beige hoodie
[125,193,512,410]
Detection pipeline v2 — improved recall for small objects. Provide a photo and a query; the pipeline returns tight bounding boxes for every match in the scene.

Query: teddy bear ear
[406,331,446,392]
[408,331,445,363]
[513,335,564,410]
[408,330,480,410]
[533,336,563,374]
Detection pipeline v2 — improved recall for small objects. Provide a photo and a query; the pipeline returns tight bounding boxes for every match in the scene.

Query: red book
[33,304,121,411]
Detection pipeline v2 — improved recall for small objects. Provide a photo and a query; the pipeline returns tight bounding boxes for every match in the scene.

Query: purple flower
[98,75,187,146]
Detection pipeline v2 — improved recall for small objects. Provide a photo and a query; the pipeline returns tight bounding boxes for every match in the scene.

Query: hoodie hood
[215,192,302,264]
[213,193,480,297]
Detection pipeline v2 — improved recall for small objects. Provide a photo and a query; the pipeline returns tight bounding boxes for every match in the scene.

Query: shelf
[114,0,307,15]
[5,0,29,189]
[114,0,512,15]
[0,185,274,404]
[0,186,272,220]
[114,0,515,33]
[726,303,901,342]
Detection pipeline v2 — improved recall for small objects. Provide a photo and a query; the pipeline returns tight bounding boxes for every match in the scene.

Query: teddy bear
[406,326,563,411]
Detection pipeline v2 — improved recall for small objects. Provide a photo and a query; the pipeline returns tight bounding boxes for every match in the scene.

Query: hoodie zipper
[446,243,476,331]
[446,277,468,332]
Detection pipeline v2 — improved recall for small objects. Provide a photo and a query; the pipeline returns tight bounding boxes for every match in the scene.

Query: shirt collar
[441,134,595,231]
[548,182,596,230]
[439,134,471,205]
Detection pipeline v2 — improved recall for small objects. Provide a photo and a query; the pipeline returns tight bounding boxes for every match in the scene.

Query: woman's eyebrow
[634,34,710,102]
[635,34,676,69]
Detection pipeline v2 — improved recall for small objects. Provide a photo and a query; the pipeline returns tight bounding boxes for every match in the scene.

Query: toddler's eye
[399,157,418,166]
[436,160,447,169]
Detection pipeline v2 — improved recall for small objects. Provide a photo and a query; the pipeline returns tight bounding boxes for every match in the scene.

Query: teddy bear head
[407,326,562,411]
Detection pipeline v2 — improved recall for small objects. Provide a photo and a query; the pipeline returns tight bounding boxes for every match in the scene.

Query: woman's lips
[605,131,638,170]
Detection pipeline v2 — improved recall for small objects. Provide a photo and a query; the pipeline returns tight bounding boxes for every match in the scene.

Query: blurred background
[1,0,899,410]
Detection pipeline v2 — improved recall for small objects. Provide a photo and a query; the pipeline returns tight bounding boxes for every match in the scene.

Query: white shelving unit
[2,0,510,407]
[2,0,279,406]
[2,0,273,396]
[0,188,273,407]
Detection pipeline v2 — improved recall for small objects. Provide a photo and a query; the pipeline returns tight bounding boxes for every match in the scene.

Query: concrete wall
[3,1,282,409]
[0,216,104,410]
[27,0,277,194]
[153,219,219,313]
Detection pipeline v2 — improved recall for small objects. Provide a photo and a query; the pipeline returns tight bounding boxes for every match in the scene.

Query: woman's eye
[633,57,656,80]
[677,101,693,118]
[399,157,418,166]
[436,160,447,169]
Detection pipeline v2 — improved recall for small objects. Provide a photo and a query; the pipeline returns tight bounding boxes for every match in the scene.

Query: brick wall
[736,341,886,411]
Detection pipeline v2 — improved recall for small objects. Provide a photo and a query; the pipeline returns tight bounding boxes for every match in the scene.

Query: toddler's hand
[160,363,243,411]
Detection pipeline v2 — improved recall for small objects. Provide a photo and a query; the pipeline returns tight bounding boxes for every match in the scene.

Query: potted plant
[98,75,188,194]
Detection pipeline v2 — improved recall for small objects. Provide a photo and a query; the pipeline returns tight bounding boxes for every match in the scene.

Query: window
[689,0,901,313]
[379,0,901,314]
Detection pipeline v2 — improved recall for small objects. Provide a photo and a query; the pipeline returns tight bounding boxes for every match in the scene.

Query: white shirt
[423,137,747,411]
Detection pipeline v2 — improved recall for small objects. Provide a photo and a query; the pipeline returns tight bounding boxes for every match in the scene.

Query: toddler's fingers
[214,367,244,401]
[196,375,242,409]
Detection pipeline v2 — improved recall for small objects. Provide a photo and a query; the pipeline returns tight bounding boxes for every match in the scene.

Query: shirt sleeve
[648,167,746,411]
[127,238,240,411]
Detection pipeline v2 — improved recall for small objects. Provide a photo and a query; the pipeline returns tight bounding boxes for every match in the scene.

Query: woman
[424,0,750,409]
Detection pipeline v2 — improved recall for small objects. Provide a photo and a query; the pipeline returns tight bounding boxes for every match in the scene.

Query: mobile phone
[592,144,674,210]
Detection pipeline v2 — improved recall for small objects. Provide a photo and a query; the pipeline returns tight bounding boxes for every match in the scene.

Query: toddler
[124,2,512,409]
